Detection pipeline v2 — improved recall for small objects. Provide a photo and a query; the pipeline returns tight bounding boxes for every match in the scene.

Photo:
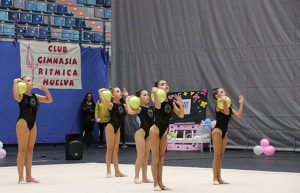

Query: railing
[0,9,111,50]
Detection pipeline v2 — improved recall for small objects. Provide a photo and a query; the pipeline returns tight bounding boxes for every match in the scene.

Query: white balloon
[253,145,264,155]
[0,148,6,159]
[0,141,3,149]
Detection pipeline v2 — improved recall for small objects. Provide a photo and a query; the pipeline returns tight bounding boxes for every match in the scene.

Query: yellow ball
[18,82,27,94]
[128,96,141,109]
[151,89,167,103]
[217,97,232,109]
[102,90,112,102]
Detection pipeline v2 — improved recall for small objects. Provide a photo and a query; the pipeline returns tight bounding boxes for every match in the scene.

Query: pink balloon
[0,149,6,159]
[260,139,269,148]
[263,146,275,156]
[269,145,275,155]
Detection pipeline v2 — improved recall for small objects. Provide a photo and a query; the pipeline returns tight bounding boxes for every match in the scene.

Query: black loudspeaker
[65,133,83,160]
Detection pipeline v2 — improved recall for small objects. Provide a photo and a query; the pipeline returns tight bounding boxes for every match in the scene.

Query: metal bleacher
[0,0,112,48]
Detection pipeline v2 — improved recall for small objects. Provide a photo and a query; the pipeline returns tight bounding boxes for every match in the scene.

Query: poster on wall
[20,42,82,89]
[168,90,207,124]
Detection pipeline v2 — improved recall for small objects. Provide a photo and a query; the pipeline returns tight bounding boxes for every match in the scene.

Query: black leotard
[154,100,173,138]
[17,94,39,130]
[137,106,154,139]
[109,102,126,133]
[214,106,233,138]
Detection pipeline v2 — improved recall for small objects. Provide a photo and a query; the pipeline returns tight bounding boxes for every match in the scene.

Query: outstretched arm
[232,95,244,119]
[36,85,53,103]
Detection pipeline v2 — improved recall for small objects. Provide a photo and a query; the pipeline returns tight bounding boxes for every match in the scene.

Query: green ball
[151,89,167,103]
[102,90,112,102]
[18,82,27,94]
[129,96,141,109]
[217,96,231,109]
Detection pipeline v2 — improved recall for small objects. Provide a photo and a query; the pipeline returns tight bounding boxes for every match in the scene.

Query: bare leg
[158,133,169,190]
[134,129,146,183]
[105,124,115,177]
[113,129,126,177]
[212,130,222,184]
[218,135,228,184]
[16,120,30,183]
[142,137,152,183]
[149,125,160,190]
[25,125,38,182]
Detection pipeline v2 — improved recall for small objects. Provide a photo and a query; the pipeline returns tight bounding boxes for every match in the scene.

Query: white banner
[20,42,82,89]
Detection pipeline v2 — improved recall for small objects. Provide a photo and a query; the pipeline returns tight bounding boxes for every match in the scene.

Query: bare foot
[218,178,229,184]
[134,178,142,184]
[213,180,220,185]
[115,172,127,177]
[154,185,161,191]
[142,178,153,183]
[26,178,39,183]
[160,184,172,191]
[18,179,27,184]
[106,173,112,178]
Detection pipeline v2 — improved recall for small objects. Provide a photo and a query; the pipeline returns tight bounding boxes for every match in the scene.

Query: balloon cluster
[194,118,216,137]
[202,118,216,129]
[0,141,6,159]
[253,139,275,156]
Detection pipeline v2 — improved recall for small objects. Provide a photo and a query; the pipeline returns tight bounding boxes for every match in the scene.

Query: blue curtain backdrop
[0,41,109,144]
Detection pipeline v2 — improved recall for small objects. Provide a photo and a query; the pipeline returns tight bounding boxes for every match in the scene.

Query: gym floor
[1,144,300,193]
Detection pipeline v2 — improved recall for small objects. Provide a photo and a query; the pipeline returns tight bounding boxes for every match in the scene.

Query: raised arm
[36,85,53,103]
[13,78,23,102]
[125,96,141,115]
[172,94,184,118]
[98,88,113,110]
[219,95,230,115]
[122,88,129,99]
[152,87,161,109]
[232,95,244,119]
